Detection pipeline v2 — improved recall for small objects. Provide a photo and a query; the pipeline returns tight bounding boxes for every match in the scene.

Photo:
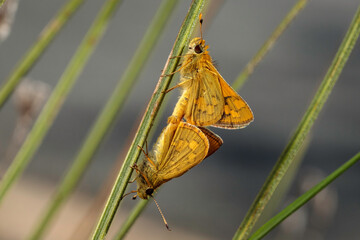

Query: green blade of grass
[0,0,122,206]
[112,94,170,240]
[0,0,85,109]
[91,1,205,239]
[115,199,149,240]
[249,152,360,240]
[27,1,178,239]
[233,4,360,240]
[253,135,311,231]
[232,0,308,90]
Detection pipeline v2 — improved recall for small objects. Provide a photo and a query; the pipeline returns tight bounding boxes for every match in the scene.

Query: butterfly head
[136,182,154,199]
[188,37,209,55]
[134,159,157,199]
[135,170,155,199]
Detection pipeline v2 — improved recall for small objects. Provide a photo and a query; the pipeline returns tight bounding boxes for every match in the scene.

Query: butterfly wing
[184,60,224,126]
[198,126,223,158]
[153,122,178,166]
[212,74,254,129]
[156,122,209,183]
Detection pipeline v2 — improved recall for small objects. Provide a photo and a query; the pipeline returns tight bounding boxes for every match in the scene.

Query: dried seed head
[14,78,51,119]
[0,0,19,42]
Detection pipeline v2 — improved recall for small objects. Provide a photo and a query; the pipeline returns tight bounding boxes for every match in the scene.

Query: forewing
[157,122,209,182]
[198,127,223,158]
[213,75,254,129]
[184,61,224,126]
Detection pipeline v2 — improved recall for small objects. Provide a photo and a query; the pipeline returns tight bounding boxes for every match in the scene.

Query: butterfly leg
[128,176,137,183]
[121,190,137,200]
[137,145,156,168]
[169,53,191,59]
[160,58,190,77]
[163,79,191,94]
[131,163,153,190]
[160,68,181,77]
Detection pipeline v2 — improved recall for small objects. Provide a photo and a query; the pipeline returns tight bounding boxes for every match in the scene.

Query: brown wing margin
[198,126,223,158]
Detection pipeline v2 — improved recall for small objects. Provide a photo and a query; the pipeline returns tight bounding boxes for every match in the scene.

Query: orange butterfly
[124,121,222,229]
[167,14,254,129]
[131,121,222,200]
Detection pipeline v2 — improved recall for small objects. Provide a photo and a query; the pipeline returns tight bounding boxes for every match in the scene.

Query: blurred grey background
[0,0,359,239]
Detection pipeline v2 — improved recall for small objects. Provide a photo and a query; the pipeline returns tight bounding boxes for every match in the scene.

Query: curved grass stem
[233,4,360,240]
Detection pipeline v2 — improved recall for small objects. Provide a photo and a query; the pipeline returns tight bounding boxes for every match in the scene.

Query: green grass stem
[249,152,360,240]
[115,199,149,240]
[232,0,308,90]
[233,4,360,240]
[0,0,121,210]
[0,0,85,109]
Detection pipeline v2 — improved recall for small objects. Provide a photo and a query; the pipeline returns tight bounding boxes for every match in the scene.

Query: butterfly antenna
[152,197,171,231]
[199,13,203,41]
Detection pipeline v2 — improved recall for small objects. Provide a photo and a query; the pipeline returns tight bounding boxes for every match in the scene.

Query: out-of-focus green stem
[28,0,177,239]
[115,199,149,240]
[0,0,121,215]
[0,0,6,8]
[0,0,85,109]
[250,152,360,240]
[234,4,360,240]
[232,0,308,90]
[91,1,205,239]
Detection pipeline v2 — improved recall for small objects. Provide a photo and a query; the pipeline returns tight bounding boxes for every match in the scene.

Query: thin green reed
[0,0,85,109]
[0,0,122,206]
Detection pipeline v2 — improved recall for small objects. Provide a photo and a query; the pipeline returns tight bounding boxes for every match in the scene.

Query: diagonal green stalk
[27,1,177,239]
[113,94,170,240]
[0,0,122,206]
[0,0,85,109]
[232,0,308,90]
[233,4,360,240]
[249,152,360,240]
[253,136,310,230]
[91,1,205,239]
[114,1,307,236]
[115,199,149,240]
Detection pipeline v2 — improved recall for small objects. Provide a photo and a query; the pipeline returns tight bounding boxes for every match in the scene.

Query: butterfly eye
[146,188,154,196]
[194,45,203,54]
